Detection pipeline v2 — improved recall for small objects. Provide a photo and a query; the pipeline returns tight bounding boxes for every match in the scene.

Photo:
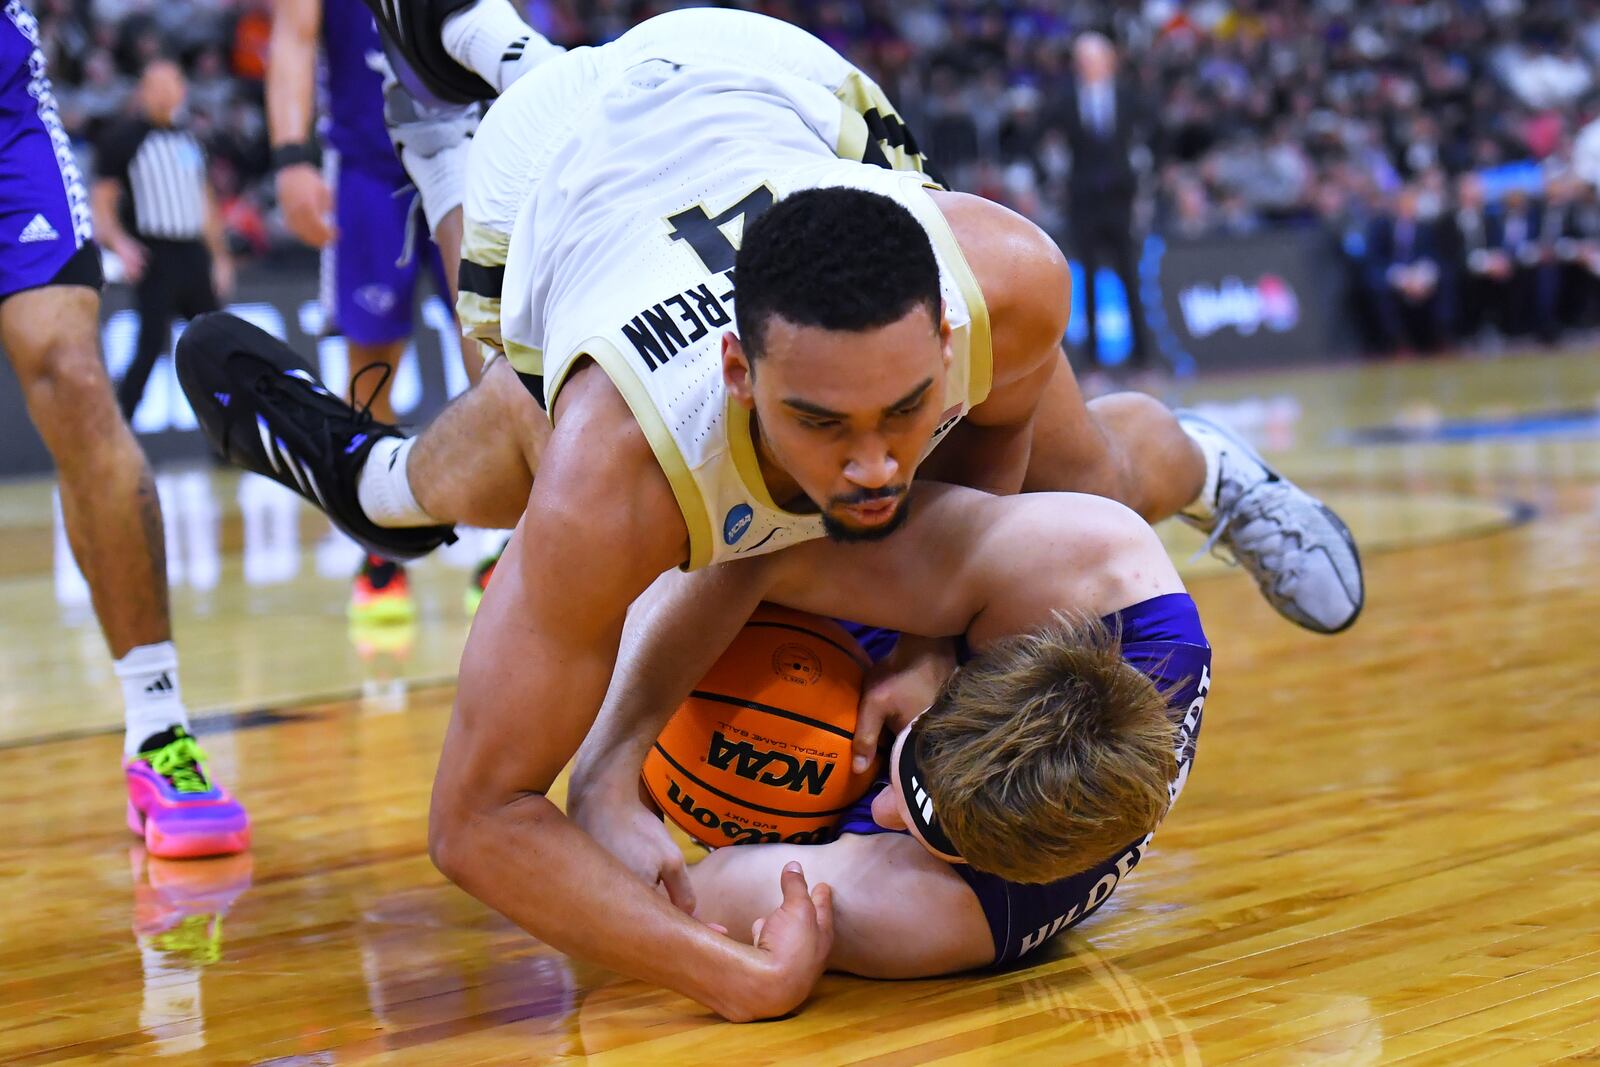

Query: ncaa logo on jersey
[723,503,754,545]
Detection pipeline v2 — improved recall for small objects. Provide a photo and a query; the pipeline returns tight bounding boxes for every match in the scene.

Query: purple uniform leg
[324,155,448,345]
[0,0,97,301]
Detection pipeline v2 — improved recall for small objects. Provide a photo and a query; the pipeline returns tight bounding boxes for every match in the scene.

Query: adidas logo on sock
[502,36,530,63]
[19,214,59,243]
[144,672,175,694]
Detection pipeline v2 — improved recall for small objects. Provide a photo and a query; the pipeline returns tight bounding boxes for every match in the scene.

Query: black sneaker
[362,0,494,104]
[175,312,456,562]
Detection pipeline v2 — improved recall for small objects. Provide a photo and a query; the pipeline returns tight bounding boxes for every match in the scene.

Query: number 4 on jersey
[666,185,776,276]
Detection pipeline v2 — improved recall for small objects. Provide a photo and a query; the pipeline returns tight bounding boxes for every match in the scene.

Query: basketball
[641,604,883,849]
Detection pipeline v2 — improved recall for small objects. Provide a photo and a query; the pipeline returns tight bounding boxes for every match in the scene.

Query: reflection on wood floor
[1,348,1597,1064]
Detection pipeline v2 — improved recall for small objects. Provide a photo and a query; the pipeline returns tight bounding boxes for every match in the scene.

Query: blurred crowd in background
[32,0,1600,355]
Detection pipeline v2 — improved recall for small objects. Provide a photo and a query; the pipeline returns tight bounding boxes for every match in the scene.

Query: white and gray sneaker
[1176,411,1364,634]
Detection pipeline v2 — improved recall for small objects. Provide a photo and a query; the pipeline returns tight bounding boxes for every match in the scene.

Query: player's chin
[821,497,912,543]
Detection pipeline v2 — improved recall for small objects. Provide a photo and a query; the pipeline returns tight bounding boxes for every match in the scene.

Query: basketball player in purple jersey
[0,1,247,857]
[268,0,462,622]
[572,484,1209,987]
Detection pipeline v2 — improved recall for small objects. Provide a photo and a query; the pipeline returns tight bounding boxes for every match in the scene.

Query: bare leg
[1,286,168,657]
[428,205,484,388]
[406,356,547,527]
[434,205,463,305]
[689,832,993,978]
[1022,357,1205,522]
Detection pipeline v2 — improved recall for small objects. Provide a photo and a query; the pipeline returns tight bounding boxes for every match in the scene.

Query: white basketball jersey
[498,54,993,569]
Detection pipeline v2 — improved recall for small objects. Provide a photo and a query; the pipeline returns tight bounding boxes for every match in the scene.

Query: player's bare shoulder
[543,359,692,569]
[927,189,1072,387]
[967,493,1184,643]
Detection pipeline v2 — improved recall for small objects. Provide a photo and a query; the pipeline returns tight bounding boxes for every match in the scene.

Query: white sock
[1178,419,1225,522]
[117,642,191,756]
[441,0,564,95]
[357,436,440,528]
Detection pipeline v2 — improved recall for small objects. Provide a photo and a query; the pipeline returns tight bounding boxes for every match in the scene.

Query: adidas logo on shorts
[18,214,59,243]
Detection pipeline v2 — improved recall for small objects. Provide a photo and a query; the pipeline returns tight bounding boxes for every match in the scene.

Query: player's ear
[723,332,755,409]
[871,783,908,831]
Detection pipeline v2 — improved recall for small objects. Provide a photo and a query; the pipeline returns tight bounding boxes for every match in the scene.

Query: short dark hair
[734,187,942,359]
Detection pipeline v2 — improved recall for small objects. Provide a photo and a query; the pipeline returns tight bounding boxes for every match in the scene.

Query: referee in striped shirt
[92,58,234,420]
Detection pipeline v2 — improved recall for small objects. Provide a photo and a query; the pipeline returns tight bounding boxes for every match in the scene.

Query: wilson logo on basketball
[706,730,836,795]
[662,779,836,846]
[771,643,822,685]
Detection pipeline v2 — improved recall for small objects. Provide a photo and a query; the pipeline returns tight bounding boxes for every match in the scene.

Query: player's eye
[798,416,843,430]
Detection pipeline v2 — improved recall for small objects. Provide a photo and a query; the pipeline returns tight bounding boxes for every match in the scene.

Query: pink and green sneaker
[125,727,251,859]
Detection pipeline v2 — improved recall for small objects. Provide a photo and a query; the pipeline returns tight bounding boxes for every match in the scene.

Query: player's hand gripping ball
[642,605,884,848]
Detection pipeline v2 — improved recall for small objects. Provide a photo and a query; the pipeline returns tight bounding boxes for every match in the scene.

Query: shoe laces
[347,360,394,423]
[1198,479,1300,590]
[248,357,395,445]
[142,731,213,794]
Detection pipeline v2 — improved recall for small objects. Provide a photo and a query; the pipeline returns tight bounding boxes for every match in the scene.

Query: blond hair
[915,613,1178,884]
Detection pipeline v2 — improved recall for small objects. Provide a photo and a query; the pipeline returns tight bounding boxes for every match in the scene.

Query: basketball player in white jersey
[175,7,1358,1019]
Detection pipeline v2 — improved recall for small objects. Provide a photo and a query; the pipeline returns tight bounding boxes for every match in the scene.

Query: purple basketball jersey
[318,0,405,183]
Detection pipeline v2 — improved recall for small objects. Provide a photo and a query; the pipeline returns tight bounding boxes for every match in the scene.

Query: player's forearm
[571,568,768,802]
[90,181,127,245]
[430,789,765,1018]
[265,13,317,147]
[204,191,228,260]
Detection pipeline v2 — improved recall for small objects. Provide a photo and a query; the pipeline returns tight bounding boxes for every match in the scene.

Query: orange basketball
[642,604,883,849]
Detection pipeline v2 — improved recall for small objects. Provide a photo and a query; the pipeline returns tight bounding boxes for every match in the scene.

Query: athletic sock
[1177,418,1226,523]
[1178,416,1272,523]
[357,437,441,528]
[440,0,564,95]
[117,642,191,757]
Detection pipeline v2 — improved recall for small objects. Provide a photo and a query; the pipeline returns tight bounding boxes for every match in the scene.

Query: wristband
[271,142,321,172]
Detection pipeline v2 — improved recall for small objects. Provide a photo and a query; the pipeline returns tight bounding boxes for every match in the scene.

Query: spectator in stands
[1443,172,1510,346]
[231,0,271,86]
[26,0,1600,356]
[1057,31,1150,374]
[1555,174,1600,329]
[187,47,235,125]
[1367,185,1448,353]
[1498,188,1558,340]
[57,49,128,142]
[1538,175,1582,334]
[1164,173,1215,240]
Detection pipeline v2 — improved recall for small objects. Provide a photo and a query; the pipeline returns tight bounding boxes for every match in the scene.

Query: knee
[484,358,549,460]
[1083,391,1188,518]
[1086,389,1172,434]
[20,337,121,444]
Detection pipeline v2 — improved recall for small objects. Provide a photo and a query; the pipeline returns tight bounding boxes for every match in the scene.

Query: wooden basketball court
[2,347,1598,1064]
